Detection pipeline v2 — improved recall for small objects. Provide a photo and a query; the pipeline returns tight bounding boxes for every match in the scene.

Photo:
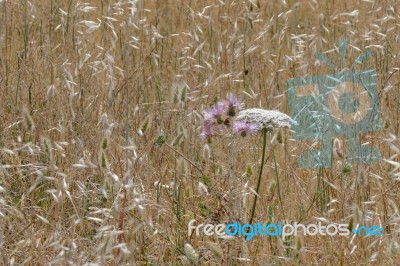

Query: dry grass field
[0,0,399,265]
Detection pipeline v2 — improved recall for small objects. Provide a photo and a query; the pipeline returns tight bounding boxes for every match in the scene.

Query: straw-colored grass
[0,0,399,265]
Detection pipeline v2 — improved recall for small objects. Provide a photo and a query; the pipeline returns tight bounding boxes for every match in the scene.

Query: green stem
[249,129,268,225]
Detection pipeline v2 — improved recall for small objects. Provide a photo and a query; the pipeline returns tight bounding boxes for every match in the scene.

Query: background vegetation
[0,0,399,264]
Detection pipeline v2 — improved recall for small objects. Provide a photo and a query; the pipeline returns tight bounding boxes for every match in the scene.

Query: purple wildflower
[200,131,211,142]
[232,121,259,137]
[204,102,226,125]
[200,121,212,142]
[200,94,242,141]
[224,93,242,117]
[200,122,225,142]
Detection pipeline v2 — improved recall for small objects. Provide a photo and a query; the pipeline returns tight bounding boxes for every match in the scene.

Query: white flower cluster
[236,108,293,131]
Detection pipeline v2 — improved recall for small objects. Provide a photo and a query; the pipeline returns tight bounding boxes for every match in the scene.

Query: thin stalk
[272,151,285,220]
[164,143,206,177]
[298,173,343,223]
[228,134,234,222]
[249,129,268,225]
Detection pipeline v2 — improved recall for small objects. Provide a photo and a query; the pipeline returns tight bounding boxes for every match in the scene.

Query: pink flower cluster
[200,94,258,141]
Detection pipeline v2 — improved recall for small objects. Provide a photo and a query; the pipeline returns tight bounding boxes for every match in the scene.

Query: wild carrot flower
[232,121,258,137]
[236,108,294,131]
[236,108,294,225]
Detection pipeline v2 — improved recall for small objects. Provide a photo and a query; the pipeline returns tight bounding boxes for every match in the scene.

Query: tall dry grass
[0,0,399,265]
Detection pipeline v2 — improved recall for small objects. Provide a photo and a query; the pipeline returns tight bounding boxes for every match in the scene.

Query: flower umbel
[236,108,293,131]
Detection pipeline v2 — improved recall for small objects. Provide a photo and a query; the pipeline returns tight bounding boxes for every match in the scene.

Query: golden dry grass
[0,0,399,265]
